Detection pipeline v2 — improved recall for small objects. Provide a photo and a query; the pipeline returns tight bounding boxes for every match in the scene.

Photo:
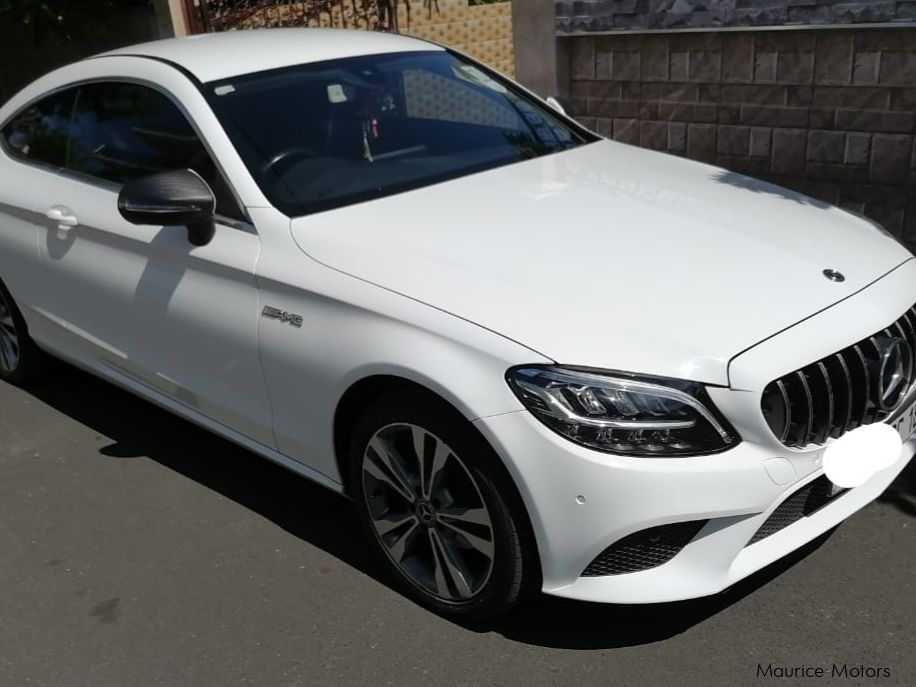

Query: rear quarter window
[1,89,76,168]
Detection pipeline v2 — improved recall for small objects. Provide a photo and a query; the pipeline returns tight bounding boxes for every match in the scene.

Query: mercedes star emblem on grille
[877,336,911,411]
[823,269,846,282]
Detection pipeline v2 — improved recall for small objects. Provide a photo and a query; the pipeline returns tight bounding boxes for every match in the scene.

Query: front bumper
[475,409,914,603]
[473,258,916,604]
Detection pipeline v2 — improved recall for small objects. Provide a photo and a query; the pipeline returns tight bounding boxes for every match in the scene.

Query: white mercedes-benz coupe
[1,29,914,619]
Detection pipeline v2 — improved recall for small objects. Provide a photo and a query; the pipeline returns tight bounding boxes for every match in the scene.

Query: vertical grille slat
[775,380,792,443]
[761,305,916,448]
[813,362,834,444]
[842,347,868,431]
[852,344,874,426]
[900,311,916,358]
[831,353,854,435]
[795,370,814,446]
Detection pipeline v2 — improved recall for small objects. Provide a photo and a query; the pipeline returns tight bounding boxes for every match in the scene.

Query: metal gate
[183,1,438,34]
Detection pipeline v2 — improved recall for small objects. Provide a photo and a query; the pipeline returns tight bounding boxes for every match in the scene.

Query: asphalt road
[1,363,915,687]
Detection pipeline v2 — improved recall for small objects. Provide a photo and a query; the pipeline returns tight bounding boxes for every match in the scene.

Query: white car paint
[477,258,916,601]
[291,138,909,386]
[0,29,914,604]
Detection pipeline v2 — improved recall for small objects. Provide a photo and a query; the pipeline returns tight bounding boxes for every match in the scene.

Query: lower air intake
[747,476,848,546]
[581,520,708,577]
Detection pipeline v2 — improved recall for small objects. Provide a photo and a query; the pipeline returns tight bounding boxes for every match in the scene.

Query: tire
[349,388,538,620]
[0,279,43,385]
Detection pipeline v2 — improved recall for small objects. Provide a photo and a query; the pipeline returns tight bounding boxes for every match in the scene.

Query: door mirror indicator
[117,169,217,246]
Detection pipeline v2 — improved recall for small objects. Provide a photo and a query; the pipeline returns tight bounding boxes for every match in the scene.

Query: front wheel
[349,390,538,619]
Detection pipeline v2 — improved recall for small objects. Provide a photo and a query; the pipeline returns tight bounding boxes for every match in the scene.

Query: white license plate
[891,399,916,442]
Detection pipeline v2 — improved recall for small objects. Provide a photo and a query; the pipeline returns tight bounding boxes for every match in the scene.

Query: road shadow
[472,530,833,649]
[22,361,384,589]
[878,455,916,518]
[15,361,865,649]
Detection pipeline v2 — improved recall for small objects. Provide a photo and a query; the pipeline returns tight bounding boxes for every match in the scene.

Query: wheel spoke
[438,505,491,527]
[0,309,16,340]
[372,511,418,538]
[430,528,474,599]
[386,518,420,563]
[364,458,413,504]
[413,426,450,500]
[438,519,495,560]
[365,437,416,503]
[427,529,451,598]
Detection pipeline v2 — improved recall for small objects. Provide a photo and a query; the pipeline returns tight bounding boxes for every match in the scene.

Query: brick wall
[563,29,916,242]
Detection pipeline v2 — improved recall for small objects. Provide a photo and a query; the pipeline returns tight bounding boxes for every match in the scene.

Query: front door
[33,81,274,446]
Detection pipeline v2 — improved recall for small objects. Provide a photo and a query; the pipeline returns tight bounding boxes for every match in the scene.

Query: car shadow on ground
[877,456,916,517]
[19,362,911,650]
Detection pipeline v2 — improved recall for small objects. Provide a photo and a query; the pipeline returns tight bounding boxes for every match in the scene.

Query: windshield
[205,50,595,217]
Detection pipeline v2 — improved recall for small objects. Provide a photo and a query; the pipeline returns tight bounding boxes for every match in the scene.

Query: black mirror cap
[118,169,216,246]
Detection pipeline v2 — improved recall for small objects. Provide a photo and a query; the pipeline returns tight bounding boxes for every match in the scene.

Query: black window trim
[0,75,254,232]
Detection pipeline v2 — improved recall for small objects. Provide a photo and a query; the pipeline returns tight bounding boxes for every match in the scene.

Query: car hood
[290,140,912,386]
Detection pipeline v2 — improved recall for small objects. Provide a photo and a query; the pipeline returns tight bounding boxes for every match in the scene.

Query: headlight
[506,366,740,457]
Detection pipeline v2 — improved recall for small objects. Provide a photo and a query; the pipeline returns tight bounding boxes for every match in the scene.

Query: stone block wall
[557,0,916,33]
[563,28,916,241]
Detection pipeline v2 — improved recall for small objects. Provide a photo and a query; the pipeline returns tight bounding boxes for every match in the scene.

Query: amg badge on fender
[261,306,303,328]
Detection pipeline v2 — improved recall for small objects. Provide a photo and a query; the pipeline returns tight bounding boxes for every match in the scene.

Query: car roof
[100,28,442,83]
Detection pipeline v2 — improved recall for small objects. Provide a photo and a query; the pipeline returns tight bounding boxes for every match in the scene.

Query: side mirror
[545,96,567,116]
[117,169,216,247]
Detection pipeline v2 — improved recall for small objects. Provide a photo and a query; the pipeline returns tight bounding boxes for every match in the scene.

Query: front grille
[581,520,707,577]
[747,476,848,545]
[761,303,916,448]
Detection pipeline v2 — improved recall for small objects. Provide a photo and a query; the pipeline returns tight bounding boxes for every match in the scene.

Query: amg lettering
[261,306,303,328]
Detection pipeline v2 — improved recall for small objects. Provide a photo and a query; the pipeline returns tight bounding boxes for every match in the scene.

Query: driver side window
[66,82,245,222]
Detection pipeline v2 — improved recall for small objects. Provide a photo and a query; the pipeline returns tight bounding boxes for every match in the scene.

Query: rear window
[205,50,594,217]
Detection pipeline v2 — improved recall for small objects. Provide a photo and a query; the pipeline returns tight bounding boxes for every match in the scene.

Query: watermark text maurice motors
[757,664,891,680]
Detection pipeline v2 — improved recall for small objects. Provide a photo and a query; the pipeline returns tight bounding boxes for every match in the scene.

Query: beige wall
[393,0,515,77]
[176,1,516,77]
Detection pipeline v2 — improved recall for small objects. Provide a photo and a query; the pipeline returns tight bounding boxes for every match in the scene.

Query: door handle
[45,205,79,234]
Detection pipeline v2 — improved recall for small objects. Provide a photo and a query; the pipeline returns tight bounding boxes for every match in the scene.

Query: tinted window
[68,82,244,220]
[1,89,76,167]
[206,51,594,217]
